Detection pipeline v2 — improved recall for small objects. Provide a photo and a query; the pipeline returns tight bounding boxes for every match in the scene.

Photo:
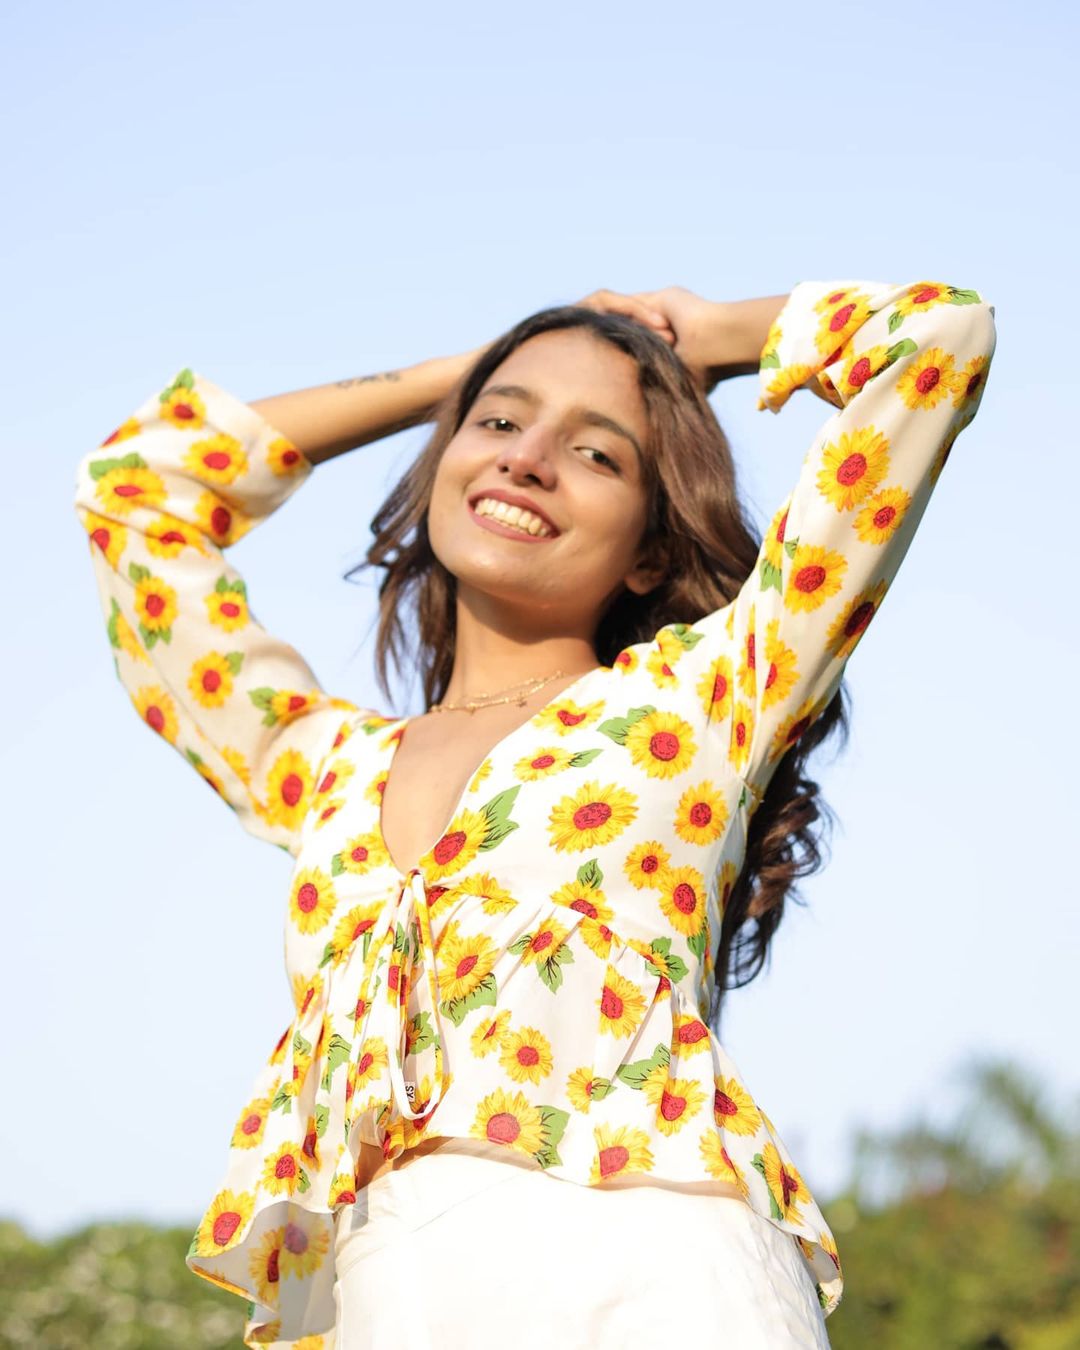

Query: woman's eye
[479,416,516,432]
[583,447,618,470]
[478,418,617,472]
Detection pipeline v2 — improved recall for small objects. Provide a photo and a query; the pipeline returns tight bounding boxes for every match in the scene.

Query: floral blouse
[74,277,996,1348]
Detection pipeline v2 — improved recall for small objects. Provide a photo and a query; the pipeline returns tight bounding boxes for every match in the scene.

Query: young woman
[74,276,995,1348]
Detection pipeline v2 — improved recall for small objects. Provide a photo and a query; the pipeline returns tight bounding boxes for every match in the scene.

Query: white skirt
[333,1138,831,1348]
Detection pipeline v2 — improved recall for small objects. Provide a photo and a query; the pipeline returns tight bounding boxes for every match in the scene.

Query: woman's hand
[574,286,729,394]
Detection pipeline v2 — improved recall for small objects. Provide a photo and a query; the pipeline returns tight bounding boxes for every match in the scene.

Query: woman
[74,276,996,1348]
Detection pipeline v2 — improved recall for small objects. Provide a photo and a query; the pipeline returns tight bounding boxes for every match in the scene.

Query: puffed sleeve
[74,366,379,856]
[671,278,997,806]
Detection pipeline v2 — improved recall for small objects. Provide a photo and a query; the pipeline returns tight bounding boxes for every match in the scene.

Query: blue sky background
[3,1,1077,1238]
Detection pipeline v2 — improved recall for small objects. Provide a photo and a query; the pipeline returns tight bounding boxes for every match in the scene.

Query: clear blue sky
[4,0,1077,1239]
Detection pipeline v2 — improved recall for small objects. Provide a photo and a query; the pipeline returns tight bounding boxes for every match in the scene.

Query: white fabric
[333,1138,831,1348]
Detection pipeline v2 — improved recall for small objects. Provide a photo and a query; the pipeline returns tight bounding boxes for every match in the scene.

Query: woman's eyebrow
[476,383,643,465]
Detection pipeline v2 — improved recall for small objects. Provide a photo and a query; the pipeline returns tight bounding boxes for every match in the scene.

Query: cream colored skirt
[333,1138,831,1348]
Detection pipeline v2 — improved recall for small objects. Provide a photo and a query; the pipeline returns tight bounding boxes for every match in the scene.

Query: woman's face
[428,328,663,633]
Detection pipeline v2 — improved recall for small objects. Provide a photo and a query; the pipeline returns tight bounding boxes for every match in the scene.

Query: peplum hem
[186,871,842,1348]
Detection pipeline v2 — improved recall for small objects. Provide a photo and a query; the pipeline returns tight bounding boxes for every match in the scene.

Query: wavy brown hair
[344,305,851,1027]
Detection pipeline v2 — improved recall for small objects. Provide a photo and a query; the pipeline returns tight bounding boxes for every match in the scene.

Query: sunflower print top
[74,276,996,1348]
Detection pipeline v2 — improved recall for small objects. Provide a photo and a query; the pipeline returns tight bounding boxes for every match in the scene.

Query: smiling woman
[74,275,995,1348]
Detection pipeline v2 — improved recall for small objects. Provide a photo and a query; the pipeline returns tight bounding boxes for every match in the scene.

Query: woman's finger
[574,289,676,342]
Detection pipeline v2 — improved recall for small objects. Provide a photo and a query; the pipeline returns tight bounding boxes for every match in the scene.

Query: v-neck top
[74,276,996,1348]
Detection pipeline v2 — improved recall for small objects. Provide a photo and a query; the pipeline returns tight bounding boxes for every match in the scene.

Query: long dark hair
[345,305,850,1025]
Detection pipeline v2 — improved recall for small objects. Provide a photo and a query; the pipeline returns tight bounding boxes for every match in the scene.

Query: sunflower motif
[656,864,707,940]
[623,840,671,890]
[470,1009,512,1058]
[263,750,316,832]
[468,758,493,794]
[194,1188,255,1255]
[182,432,248,487]
[613,646,640,675]
[470,1086,545,1155]
[132,685,179,742]
[220,746,251,785]
[314,757,355,798]
[893,280,952,319]
[108,600,148,664]
[854,485,910,548]
[533,697,606,736]
[81,509,127,567]
[230,1096,271,1149]
[99,414,142,446]
[277,1217,330,1280]
[133,574,177,636]
[697,651,734,725]
[194,489,252,546]
[814,291,873,360]
[671,1013,712,1058]
[188,652,236,708]
[826,580,888,664]
[816,425,892,513]
[437,928,500,1003]
[145,512,204,560]
[645,645,680,690]
[267,690,320,725]
[642,1073,708,1136]
[897,345,957,412]
[759,619,799,713]
[713,1073,763,1136]
[579,917,616,962]
[674,781,728,846]
[421,806,490,882]
[514,746,575,781]
[267,435,306,477]
[336,831,390,875]
[160,380,207,428]
[291,970,325,1018]
[589,1123,654,1184]
[550,877,613,924]
[448,871,517,916]
[548,780,638,853]
[833,343,892,404]
[499,1025,554,1085]
[698,1133,751,1198]
[597,964,648,1038]
[784,543,847,616]
[92,464,167,517]
[760,1142,811,1224]
[729,699,755,777]
[950,353,989,410]
[761,362,819,414]
[326,902,384,966]
[329,1174,358,1208]
[364,770,389,809]
[624,710,697,780]
[204,584,249,633]
[350,1036,390,1098]
[288,867,337,934]
[247,1227,284,1308]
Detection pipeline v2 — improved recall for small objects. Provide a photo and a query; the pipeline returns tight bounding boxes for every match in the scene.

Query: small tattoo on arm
[335,370,403,389]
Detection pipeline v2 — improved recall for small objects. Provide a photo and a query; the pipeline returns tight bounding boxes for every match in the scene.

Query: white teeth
[474,497,553,537]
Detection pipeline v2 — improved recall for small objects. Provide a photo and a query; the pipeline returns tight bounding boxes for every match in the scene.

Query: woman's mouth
[468,496,559,542]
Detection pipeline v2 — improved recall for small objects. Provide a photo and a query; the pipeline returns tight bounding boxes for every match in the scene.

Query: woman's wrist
[702,294,790,381]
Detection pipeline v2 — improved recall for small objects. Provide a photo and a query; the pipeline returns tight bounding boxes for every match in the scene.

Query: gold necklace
[429,668,573,714]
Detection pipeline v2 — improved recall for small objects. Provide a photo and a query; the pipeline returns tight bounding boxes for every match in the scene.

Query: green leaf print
[161,368,196,400]
[887,309,905,334]
[247,688,279,727]
[314,1104,329,1137]
[687,929,707,960]
[948,288,983,305]
[106,598,121,647]
[533,1106,569,1169]
[537,942,574,994]
[597,706,657,746]
[477,785,522,850]
[138,622,171,649]
[664,623,705,652]
[408,1010,437,1056]
[758,555,783,595]
[270,1084,293,1114]
[751,1153,784,1221]
[759,348,781,369]
[439,973,498,1027]
[297,1167,311,1194]
[615,1042,670,1089]
[569,748,603,768]
[224,651,244,674]
[577,858,604,890]
[127,561,150,584]
[88,451,148,480]
[588,1075,617,1101]
[293,1030,312,1057]
[641,938,689,984]
[214,574,248,599]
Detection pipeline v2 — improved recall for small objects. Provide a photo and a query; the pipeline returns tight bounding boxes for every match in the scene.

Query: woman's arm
[247,345,491,467]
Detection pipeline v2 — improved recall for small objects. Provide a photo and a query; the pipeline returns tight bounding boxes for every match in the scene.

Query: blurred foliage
[1,1057,1077,1348]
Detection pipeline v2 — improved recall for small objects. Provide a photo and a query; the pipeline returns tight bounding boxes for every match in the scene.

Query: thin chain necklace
[429,668,575,714]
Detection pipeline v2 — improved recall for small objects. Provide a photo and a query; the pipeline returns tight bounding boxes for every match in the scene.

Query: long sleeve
[74,367,373,856]
[676,278,997,803]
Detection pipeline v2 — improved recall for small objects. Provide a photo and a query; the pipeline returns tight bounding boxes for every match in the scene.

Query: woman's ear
[624,537,669,597]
